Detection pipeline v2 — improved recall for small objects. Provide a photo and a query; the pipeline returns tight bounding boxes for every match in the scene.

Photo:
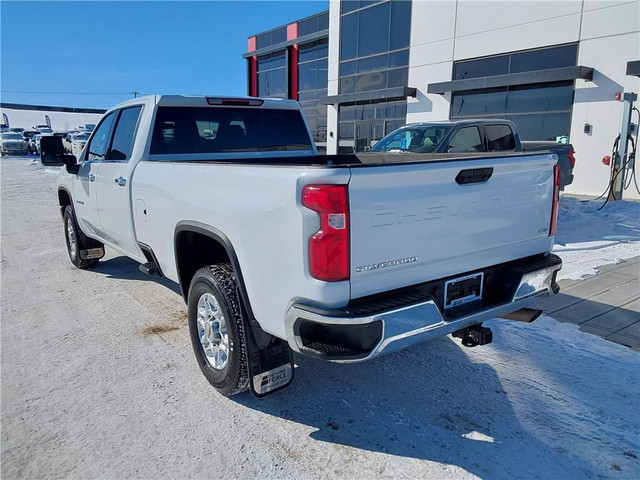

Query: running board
[139,262,161,276]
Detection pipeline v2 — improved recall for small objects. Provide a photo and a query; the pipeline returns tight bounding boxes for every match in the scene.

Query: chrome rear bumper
[285,255,561,362]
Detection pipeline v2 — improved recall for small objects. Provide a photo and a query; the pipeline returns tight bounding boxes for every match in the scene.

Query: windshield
[150,106,313,155]
[1,133,23,140]
[74,134,90,141]
[372,125,453,153]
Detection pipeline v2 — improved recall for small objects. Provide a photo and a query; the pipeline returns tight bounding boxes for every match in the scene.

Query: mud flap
[247,334,295,398]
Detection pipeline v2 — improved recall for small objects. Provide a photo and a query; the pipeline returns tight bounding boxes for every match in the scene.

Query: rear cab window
[149,107,313,156]
[484,124,516,151]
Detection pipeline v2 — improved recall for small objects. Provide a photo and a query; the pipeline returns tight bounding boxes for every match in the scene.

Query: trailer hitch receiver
[453,324,493,347]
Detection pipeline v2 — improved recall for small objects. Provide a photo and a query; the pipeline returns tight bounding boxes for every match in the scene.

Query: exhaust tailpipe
[500,308,543,323]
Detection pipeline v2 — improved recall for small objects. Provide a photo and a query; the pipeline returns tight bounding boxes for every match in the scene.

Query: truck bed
[347,152,556,298]
[132,151,556,339]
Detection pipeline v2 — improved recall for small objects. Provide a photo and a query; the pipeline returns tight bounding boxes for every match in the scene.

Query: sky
[0,0,327,110]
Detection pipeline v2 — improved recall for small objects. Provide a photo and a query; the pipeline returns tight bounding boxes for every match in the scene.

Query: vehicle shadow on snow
[90,255,182,296]
[235,337,594,478]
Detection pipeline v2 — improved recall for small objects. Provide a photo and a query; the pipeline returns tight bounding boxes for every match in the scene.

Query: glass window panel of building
[297,12,329,37]
[338,100,407,152]
[451,44,577,140]
[257,51,287,98]
[256,27,287,50]
[298,39,328,150]
[337,0,412,152]
[453,44,577,80]
[339,0,411,94]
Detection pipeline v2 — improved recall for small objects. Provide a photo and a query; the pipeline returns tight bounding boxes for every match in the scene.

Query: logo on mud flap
[253,364,292,395]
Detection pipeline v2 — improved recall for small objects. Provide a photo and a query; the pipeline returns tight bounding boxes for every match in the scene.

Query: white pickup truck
[41,95,562,397]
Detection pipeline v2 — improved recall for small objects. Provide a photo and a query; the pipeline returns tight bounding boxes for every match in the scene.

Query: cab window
[87,112,117,161]
[484,124,516,151]
[447,126,483,153]
[107,106,143,161]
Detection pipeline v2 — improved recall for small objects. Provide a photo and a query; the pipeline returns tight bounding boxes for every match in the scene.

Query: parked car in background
[370,119,575,188]
[9,127,25,135]
[22,131,38,153]
[30,135,41,155]
[521,141,576,188]
[32,133,52,155]
[1,132,28,155]
[66,132,90,155]
[63,132,77,152]
[37,127,54,135]
[23,130,38,139]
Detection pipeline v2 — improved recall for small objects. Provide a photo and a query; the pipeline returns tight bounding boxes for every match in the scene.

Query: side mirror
[40,135,65,165]
[40,136,79,173]
[62,154,80,174]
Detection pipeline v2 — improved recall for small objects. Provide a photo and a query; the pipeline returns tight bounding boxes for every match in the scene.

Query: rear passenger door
[95,105,144,258]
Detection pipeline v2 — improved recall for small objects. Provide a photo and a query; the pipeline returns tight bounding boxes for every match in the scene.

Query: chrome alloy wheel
[197,293,229,370]
[66,217,78,261]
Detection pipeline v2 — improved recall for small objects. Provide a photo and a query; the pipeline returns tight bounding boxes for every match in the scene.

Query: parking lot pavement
[2,156,639,479]
[535,257,640,350]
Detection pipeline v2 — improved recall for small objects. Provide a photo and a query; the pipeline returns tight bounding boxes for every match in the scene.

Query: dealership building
[244,0,640,199]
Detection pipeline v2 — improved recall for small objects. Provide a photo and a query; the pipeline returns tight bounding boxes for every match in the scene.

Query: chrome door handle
[114,177,127,186]
[84,173,95,182]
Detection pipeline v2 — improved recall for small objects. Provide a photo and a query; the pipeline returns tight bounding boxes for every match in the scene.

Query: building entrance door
[355,120,385,152]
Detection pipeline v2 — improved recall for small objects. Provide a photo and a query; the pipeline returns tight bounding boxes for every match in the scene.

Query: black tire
[188,264,249,396]
[63,205,99,269]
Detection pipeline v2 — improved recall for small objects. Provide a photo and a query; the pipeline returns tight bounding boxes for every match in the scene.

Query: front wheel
[188,264,249,396]
[63,206,99,269]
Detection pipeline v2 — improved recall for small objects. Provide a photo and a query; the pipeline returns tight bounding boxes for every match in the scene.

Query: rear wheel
[188,264,249,396]
[63,206,99,269]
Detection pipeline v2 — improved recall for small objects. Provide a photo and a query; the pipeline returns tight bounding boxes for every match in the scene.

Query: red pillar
[287,23,298,101]
[247,36,258,97]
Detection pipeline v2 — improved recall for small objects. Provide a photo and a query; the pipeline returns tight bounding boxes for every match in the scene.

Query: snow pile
[553,195,639,279]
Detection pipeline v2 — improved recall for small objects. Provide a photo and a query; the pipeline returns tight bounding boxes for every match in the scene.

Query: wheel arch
[58,187,72,216]
[174,222,256,322]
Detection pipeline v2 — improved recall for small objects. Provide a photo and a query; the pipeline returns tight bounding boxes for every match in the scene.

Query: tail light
[568,150,576,169]
[302,185,349,281]
[549,165,561,236]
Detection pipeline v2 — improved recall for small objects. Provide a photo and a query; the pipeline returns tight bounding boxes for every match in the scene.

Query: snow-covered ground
[1,157,639,479]
[553,195,640,280]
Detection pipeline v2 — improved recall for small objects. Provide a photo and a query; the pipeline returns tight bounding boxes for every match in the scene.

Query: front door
[95,105,144,259]
[73,111,117,237]
[73,161,101,237]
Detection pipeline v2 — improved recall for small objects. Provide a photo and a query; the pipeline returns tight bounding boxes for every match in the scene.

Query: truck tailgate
[348,153,556,299]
